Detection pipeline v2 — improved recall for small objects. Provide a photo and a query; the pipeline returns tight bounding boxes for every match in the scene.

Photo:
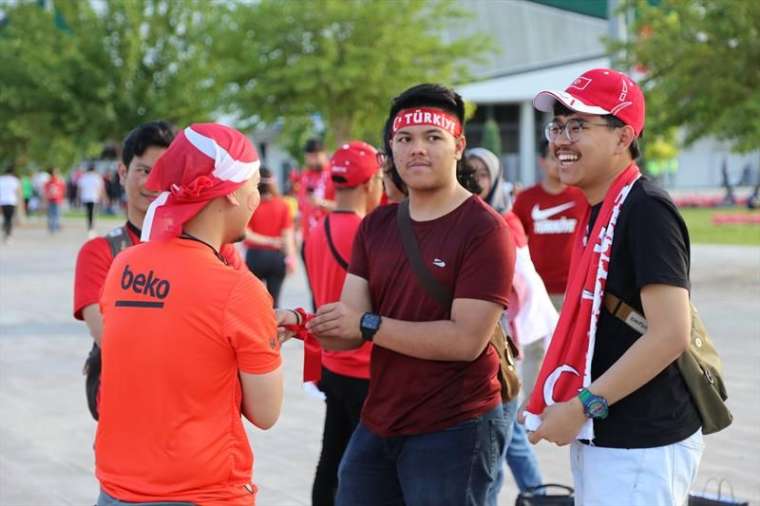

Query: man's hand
[307,302,363,350]
[527,397,587,446]
[275,308,299,343]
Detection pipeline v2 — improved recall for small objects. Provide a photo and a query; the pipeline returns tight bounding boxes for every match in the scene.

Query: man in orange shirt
[95,124,283,506]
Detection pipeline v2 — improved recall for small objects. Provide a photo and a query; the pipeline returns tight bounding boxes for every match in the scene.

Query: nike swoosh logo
[432,259,446,268]
[531,202,576,221]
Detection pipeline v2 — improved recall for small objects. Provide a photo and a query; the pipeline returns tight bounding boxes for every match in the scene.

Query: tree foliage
[216,0,492,151]
[0,0,226,169]
[617,0,760,152]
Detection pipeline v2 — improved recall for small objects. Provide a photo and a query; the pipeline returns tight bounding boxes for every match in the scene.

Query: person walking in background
[0,165,23,243]
[43,167,66,234]
[244,166,298,307]
[512,141,587,309]
[302,141,384,506]
[467,147,513,213]
[78,163,105,236]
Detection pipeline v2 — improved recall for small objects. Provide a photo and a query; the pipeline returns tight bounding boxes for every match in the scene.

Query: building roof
[457,55,610,104]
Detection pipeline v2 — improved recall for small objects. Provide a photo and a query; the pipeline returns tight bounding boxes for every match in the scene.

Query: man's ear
[117,163,128,185]
[617,125,636,156]
[454,135,467,160]
[225,192,241,206]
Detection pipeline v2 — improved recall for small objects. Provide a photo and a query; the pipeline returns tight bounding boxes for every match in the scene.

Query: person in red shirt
[43,167,66,233]
[299,141,383,506]
[95,123,282,506]
[296,138,337,239]
[244,167,297,306]
[73,121,243,420]
[302,84,515,506]
[512,140,587,308]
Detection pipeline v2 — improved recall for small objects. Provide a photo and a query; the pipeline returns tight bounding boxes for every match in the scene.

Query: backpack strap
[603,292,648,334]
[395,200,452,308]
[104,225,136,258]
[324,214,349,271]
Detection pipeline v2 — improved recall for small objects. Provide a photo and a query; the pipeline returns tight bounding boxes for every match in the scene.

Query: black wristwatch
[359,312,382,342]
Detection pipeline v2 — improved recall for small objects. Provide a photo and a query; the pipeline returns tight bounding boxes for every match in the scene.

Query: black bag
[688,479,749,506]
[82,225,135,420]
[515,484,574,506]
[395,200,520,402]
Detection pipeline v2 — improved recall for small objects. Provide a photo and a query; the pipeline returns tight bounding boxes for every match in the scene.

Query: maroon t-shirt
[349,196,515,437]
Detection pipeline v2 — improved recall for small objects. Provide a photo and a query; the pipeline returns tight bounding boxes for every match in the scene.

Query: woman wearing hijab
[466,147,514,214]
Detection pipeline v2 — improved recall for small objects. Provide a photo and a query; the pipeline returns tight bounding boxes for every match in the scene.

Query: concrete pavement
[1,215,758,505]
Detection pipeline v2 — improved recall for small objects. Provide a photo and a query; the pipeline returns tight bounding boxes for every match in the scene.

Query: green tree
[0,0,227,169]
[217,0,492,152]
[616,0,760,152]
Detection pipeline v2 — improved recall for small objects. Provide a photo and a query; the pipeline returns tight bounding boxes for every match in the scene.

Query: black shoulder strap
[104,225,135,258]
[396,200,452,308]
[324,214,349,271]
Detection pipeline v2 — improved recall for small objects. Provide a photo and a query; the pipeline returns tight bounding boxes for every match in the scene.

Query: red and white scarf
[141,124,260,241]
[524,163,640,440]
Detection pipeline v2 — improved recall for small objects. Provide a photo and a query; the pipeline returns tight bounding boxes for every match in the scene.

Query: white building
[453,0,759,189]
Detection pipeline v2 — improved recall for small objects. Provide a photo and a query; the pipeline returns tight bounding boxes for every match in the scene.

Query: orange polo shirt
[95,238,281,506]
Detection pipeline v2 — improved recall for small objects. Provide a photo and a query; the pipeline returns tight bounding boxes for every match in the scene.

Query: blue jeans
[336,404,508,506]
[485,400,543,505]
[96,490,194,505]
[47,202,60,233]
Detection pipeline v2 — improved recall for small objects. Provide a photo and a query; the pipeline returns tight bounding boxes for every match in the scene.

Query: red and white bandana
[141,123,260,241]
[391,107,462,137]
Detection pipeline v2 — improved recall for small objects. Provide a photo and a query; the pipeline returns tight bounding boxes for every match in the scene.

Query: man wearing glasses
[523,69,702,506]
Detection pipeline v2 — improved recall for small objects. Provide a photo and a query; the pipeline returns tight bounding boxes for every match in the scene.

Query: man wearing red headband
[94,123,283,506]
[523,69,702,505]
[305,84,516,506]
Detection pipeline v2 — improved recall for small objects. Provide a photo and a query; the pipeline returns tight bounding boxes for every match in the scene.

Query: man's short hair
[304,137,324,154]
[121,121,175,167]
[384,83,473,190]
[552,103,640,160]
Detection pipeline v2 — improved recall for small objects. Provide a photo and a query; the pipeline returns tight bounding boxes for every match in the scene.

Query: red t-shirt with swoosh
[96,238,280,506]
[349,196,515,437]
[305,211,371,380]
[512,185,587,294]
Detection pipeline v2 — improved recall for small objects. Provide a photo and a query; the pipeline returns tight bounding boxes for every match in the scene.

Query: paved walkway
[1,215,758,505]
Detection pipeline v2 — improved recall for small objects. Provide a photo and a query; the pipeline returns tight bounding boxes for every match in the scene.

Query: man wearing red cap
[300,140,384,506]
[94,123,283,506]
[523,69,702,505]
[300,84,515,506]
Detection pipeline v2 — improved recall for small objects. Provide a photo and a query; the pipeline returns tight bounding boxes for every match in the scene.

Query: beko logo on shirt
[115,264,170,308]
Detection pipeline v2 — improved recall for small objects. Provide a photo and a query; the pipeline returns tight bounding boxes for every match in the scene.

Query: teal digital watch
[577,388,609,419]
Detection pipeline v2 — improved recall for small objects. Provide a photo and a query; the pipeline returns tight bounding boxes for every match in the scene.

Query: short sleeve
[73,238,112,320]
[454,220,516,308]
[348,217,370,280]
[225,274,281,374]
[627,197,690,291]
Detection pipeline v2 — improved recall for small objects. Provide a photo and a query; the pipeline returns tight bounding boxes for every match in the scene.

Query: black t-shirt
[587,177,701,448]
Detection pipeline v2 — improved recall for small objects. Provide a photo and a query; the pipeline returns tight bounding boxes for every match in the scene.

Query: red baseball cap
[533,68,645,137]
[330,141,380,188]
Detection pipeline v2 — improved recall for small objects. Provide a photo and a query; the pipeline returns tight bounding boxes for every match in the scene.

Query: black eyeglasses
[544,118,613,143]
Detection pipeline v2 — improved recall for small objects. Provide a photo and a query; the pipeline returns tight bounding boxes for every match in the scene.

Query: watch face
[587,399,607,419]
[362,313,381,330]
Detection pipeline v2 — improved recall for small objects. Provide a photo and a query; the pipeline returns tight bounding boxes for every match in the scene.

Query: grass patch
[679,207,760,245]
